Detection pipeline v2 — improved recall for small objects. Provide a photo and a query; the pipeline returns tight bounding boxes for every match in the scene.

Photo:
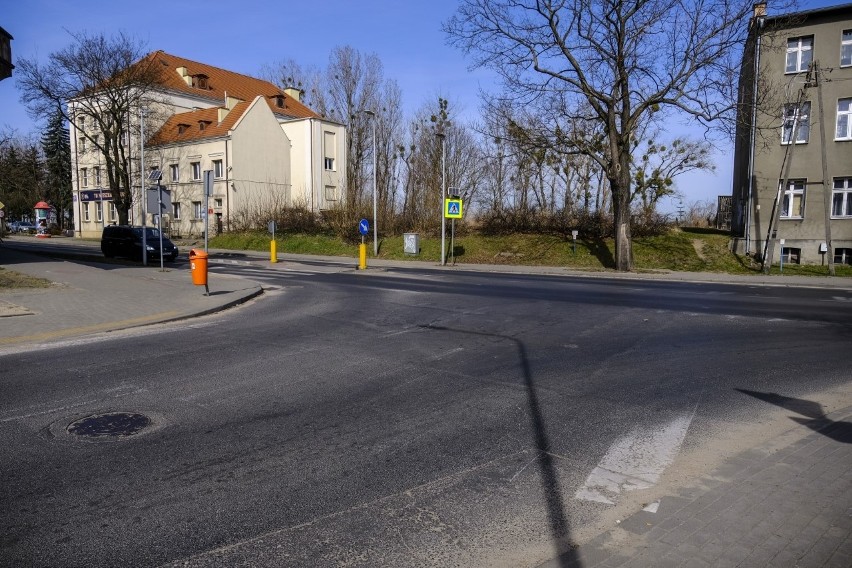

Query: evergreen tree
[42,109,72,229]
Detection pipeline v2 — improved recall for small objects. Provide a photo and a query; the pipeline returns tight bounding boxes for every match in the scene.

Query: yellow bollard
[359,243,367,270]
[270,240,278,263]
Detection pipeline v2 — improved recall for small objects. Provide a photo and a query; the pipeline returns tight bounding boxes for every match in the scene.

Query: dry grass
[0,268,53,289]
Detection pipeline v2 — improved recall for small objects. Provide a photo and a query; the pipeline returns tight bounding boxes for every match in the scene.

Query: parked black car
[101,225,178,262]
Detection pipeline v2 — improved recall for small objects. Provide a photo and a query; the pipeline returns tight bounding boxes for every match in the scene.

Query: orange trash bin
[189,249,208,287]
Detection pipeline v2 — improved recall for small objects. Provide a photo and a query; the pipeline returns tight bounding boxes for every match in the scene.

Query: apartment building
[71,51,346,239]
[731,2,852,267]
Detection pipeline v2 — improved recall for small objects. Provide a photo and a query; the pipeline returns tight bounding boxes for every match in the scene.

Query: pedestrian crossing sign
[445,198,463,219]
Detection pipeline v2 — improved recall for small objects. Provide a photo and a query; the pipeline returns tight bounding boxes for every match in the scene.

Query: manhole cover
[67,412,151,438]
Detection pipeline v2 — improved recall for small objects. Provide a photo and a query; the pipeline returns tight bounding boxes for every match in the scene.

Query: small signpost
[358,219,369,270]
[572,230,579,255]
[444,195,463,265]
[269,220,277,263]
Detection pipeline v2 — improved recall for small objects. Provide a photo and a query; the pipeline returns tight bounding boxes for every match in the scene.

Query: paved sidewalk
[540,406,852,568]
[0,245,262,352]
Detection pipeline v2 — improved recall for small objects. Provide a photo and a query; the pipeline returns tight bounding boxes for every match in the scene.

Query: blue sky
[0,0,844,212]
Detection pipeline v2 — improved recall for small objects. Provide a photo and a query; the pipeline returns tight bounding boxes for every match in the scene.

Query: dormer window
[191,74,209,90]
[177,123,190,135]
[275,95,285,108]
[198,120,211,131]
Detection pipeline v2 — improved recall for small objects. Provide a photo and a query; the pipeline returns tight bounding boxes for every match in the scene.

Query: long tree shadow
[735,389,852,444]
[420,324,580,567]
[586,238,615,269]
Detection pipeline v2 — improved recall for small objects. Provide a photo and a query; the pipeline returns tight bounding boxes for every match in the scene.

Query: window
[83,202,90,222]
[835,248,852,266]
[77,116,85,131]
[170,164,179,182]
[191,162,201,180]
[842,29,852,67]
[782,102,810,144]
[192,74,209,89]
[81,168,88,187]
[837,98,852,140]
[214,198,222,208]
[172,202,182,220]
[213,159,223,178]
[786,36,813,73]
[323,131,336,171]
[95,201,103,222]
[79,137,86,153]
[780,247,801,264]
[832,177,852,217]
[781,179,805,219]
[94,166,101,186]
[110,203,118,221]
[192,201,203,219]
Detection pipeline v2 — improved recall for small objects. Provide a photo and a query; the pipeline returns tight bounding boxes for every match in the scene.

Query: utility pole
[814,61,835,276]
[762,73,809,274]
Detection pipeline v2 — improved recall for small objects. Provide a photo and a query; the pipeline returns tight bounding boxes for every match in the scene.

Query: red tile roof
[143,51,320,120]
[147,101,253,146]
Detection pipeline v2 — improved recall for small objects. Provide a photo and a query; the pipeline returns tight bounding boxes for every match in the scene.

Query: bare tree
[631,137,715,216]
[446,0,757,271]
[16,31,164,224]
[259,59,322,109]
[310,46,384,206]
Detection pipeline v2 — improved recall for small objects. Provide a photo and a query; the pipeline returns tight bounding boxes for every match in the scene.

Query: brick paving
[540,411,852,568]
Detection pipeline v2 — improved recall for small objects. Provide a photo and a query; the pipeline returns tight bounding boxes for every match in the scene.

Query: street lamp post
[437,131,446,266]
[362,110,377,256]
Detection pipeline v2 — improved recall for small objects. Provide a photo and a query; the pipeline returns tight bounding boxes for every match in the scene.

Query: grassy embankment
[208,227,851,277]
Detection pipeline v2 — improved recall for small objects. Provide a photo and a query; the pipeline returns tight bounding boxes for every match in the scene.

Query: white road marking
[575,412,694,505]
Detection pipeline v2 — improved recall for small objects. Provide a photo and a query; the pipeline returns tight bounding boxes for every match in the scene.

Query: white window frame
[192,201,203,220]
[191,162,201,181]
[170,163,179,182]
[83,202,90,222]
[81,167,88,188]
[782,102,810,144]
[173,202,182,220]
[95,201,103,222]
[110,202,118,221]
[786,36,813,73]
[213,159,223,179]
[79,137,86,153]
[842,29,852,67]
[832,177,852,218]
[213,198,222,208]
[837,98,852,140]
[94,166,101,186]
[781,179,806,219]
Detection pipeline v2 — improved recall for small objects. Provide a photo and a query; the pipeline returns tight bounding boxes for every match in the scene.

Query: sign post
[203,170,213,253]
[268,220,277,263]
[358,219,369,270]
[444,197,463,265]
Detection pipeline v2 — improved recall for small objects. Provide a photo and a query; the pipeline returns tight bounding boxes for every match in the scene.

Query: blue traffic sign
[359,218,370,236]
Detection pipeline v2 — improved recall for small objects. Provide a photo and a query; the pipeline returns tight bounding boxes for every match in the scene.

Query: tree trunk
[610,152,633,272]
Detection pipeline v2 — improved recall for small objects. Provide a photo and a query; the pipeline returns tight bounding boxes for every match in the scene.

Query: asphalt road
[2,264,851,567]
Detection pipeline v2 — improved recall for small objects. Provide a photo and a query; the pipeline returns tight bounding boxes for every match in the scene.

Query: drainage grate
[67,412,151,438]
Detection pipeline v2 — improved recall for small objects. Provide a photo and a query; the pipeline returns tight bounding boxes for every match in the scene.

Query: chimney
[753,2,766,18]
[284,87,301,102]
[176,66,191,86]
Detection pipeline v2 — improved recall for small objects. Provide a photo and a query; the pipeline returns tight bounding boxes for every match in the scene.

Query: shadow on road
[421,324,581,567]
[735,389,852,444]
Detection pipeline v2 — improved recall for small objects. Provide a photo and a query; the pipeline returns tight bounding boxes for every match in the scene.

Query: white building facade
[70,51,346,239]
